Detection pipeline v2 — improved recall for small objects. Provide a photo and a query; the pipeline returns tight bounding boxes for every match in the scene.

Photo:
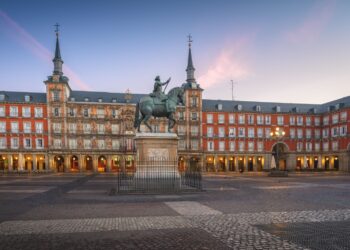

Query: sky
[0,0,349,104]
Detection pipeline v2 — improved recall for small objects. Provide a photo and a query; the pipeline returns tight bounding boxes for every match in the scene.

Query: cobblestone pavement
[0,173,350,249]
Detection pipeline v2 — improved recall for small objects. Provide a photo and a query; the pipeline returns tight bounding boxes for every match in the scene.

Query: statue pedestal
[134,132,180,180]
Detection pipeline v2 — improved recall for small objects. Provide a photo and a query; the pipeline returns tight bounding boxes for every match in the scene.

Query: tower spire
[186,34,196,83]
[53,23,63,76]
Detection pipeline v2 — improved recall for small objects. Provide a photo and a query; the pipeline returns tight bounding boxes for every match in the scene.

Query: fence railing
[114,159,202,194]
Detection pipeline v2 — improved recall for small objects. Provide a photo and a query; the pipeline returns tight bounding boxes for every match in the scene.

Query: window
[340,112,347,122]
[207,127,213,137]
[84,139,91,149]
[207,114,213,123]
[289,116,295,125]
[98,98,103,103]
[277,116,284,125]
[323,116,329,125]
[112,140,120,150]
[323,142,329,151]
[276,106,281,112]
[97,109,105,118]
[322,128,329,138]
[297,116,303,126]
[207,141,214,151]
[0,137,6,149]
[83,123,91,134]
[84,97,89,102]
[297,142,303,152]
[111,124,119,134]
[237,104,242,111]
[218,114,225,124]
[22,107,31,117]
[331,127,338,137]
[314,117,320,126]
[52,90,60,101]
[11,138,19,149]
[257,115,263,125]
[68,108,75,117]
[54,107,59,117]
[24,138,31,149]
[238,127,245,137]
[229,114,235,124]
[177,125,185,135]
[191,112,198,121]
[112,109,119,118]
[219,141,225,151]
[191,140,199,150]
[34,107,43,118]
[11,122,18,133]
[191,126,199,136]
[36,138,43,149]
[265,115,271,125]
[257,128,263,138]
[248,127,254,138]
[23,122,31,133]
[229,127,235,137]
[10,106,18,117]
[98,140,105,149]
[306,142,312,152]
[54,139,61,149]
[0,122,5,133]
[97,124,105,134]
[191,96,198,107]
[256,105,261,112]
[229,142,235,151]
[306,129,311,139]
[315,143,320,152]
[315,129,320,139]
[178,111,184,120]
[83,108,90,117]
[332,141,338,151]
[218,127,225,137]
[332,114,339,124]
[0,94,5,101]
[248,142,254,152]
[178,140,186,150]
[257,142,264,152]
[297,129,303,139]
[248,115,254,125]
[290,128,295,139]
[238,114,245,124]
[306,117,311,126]
[0,106,4,117]
[238,141,245,152]
[68,123,77,133]
[340,125,347,136]
[265,128,271,138]
[53,123,61,133]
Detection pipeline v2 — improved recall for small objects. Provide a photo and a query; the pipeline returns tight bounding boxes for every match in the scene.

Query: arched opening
[257,156,263,171]
[12,155,18,171]
[325,156,330,170]
[217,156,226,171]
[248,157,253,171]
[238,157,244,172]
[333,156,339,170]
[313,156,319,169]
[125,155,135,172]
[70,155,79,172]
[54,155,64,172]
[85,155,93,171]
[24,155,33,171]
[0,155,7,170]
[98,155,106,172]
[206,156,215,172]
[178,156,185,172]
[271,143,288,170]
[228,156,235,171]
[190,156,200,171]
[111,156,121,172]
[37,155,46,171]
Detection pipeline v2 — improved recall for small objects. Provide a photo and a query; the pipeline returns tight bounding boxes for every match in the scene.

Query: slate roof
[0,91,46,103]
[69,91,146,104]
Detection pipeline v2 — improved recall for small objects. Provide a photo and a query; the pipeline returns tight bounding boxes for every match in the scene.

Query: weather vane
[187,34,193,48]
[54,23,60,35]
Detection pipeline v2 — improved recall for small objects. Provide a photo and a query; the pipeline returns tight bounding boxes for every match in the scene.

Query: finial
[187,34,193,48]
[54,23,60,37]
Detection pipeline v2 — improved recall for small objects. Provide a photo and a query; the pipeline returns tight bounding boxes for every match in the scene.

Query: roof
[0,91,46,103]
[69,90,146,104]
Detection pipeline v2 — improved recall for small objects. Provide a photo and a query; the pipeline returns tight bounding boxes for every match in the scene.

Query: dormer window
[255,105,261,112]
[276,106,281,112]
[217,104,222,111]
[335,104,340,110]
[0,94,5,101]
[70,97,75,102]
[98,98,103,103]
[112,98,117,103]
[24,95,31,102]
[237,104,242,111]
[84,97,89,102]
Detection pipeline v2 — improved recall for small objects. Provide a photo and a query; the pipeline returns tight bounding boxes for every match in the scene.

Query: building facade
[0,30,349,173]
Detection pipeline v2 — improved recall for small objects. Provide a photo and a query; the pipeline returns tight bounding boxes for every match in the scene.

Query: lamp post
[269,127,288,176]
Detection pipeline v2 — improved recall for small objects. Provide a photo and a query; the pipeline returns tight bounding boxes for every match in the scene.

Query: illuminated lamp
[335,157,338,160]
[2,156,5,160]
[239,157,243,161]
[326,157,329,160]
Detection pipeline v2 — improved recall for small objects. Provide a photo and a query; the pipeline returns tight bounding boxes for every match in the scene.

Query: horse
[134,86,185,132]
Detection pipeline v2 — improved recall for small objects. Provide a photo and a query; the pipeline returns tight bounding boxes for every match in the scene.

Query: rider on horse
[149,76,171,102]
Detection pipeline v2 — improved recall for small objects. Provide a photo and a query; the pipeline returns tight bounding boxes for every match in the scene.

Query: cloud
[198,36,252,89]
[285,0,336,44]
[0,10,91,91]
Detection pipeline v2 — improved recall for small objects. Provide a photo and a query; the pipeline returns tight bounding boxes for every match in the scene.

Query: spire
[186,34,196,83]
[52,23,63,76]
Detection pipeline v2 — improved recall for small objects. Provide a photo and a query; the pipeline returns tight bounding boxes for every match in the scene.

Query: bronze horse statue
[134,86,185,132]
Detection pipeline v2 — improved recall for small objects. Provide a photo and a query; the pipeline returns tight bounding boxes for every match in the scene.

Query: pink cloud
[0,10,91,91]
[285,0,336,44]
[198,36,253,89]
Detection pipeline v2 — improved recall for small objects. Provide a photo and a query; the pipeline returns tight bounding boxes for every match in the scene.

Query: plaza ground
[0,172,349,249]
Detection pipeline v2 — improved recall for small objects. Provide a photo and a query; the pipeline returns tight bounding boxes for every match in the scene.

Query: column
[45,154,49,171]
[120,155,126,172]
[8,155,13,172]
[253,156,257,171]
[214,155,218,172]
[224,156,228,172]
[65,155,70,172]
[79,154,84,172]
[93,155,98,172]
[32,154,37,171]
[245,156,248,172]
[18,153,24,171]
[235,156,239,172]
[106,155,111,172]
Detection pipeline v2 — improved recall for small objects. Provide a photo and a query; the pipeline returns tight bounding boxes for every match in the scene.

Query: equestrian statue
[134,76,185,132]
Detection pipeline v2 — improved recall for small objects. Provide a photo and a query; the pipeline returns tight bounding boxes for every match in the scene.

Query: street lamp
[269,127,287,176]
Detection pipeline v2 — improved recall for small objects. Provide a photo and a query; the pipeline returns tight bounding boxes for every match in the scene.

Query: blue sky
[0,0,349,103]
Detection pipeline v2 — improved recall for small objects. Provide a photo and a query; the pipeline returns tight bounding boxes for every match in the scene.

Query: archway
[111,156,121,172]
[206,156,215,172]
[24,155,33,171]
[271,143,289,170]
[178,156,185,172]
[54,155,64,172]
[12,155,18,171]
[325,156,330,170]
[98,155,106,172]
[0,155,6,170]
[238,157,244,172]
[228,156,235,171]
[333,156,339,170]
[37,155,46,171]
[257,156,263,171]
[190,156,200,171]
[71,155,79,171]
[85,155,93,171]
[248,157,253,171]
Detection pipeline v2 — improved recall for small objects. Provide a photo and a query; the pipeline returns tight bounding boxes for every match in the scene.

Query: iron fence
[114,159,202,194]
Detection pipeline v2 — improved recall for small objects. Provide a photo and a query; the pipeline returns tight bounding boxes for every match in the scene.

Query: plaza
[0,172,350,249]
